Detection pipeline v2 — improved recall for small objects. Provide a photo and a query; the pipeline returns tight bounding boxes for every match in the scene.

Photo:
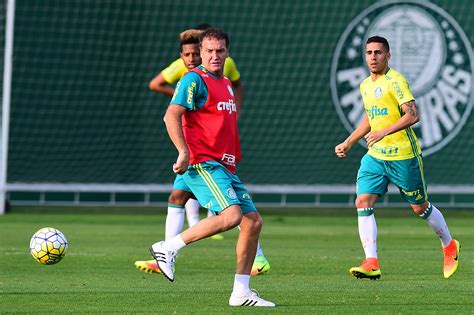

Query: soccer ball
[29,227,68,265]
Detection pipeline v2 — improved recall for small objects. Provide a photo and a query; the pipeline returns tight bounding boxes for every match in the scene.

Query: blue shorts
[182,161,257,214]
[357,154,428,204]
[172,175,192,192]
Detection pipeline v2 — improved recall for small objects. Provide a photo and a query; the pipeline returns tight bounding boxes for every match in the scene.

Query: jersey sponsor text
[217,99,237,114]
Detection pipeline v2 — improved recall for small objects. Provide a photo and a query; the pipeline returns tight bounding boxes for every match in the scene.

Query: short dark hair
[200,27,229,49]
[366,36,390,52]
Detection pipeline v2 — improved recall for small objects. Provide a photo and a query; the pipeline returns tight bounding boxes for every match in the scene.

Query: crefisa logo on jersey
[331,0,473,156]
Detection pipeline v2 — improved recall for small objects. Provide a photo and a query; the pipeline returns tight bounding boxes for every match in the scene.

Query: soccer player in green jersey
[335,36,460,280]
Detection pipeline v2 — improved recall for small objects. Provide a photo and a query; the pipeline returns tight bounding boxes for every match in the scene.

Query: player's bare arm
[149,72,175,96]
[365,100,419,147]
[402,100,419,118]
[163,104,190,174]
[335,115,371,158]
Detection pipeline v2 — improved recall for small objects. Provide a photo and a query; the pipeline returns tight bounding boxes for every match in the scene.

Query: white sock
[255,241,264,257]
[185,199,200,227]
[357,208,377,258]
[419,203,452,247]
[232,274,251,297]
[165,206,185,240]
[163,234,186,253]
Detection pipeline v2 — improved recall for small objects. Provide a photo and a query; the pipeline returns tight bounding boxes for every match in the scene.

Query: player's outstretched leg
[149,241,178,282]
[149,205,242,283]
[207,210,225,240]
[443,239,460,279]
[135,205,183,275]
[349,257,381,280]
[136,189,191,275]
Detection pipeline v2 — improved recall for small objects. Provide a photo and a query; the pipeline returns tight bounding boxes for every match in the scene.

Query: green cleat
[209,233,224,240]
[251,254,270,276]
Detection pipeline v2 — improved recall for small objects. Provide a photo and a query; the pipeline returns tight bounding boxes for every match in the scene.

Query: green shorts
[357,154,428,204]
[172,174,192,192]
[182,161,257,214]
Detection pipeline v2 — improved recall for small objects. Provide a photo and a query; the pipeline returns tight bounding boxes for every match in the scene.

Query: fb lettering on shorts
[221,153,236,166]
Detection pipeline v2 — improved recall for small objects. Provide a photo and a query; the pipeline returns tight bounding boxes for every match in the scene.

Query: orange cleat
[349,257,381,280]
[443,239,460,279]
[134,259,161,274]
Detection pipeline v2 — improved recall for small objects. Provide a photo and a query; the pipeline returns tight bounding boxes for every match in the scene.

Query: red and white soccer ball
[29,227,68,265]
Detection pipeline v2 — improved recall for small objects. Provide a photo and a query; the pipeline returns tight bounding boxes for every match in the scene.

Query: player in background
[135,28,270,277]
[150,28,275,307]
[334,36,460,280]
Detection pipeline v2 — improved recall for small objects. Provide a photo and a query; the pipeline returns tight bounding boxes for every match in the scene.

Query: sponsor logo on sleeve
[186,82,196,106]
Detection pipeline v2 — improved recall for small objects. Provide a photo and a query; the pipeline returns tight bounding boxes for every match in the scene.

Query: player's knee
[241,211,263,234]
[224,215,242,230]
[252,213,263,232]
[168,190,190,206]
[411,201,429,215]
[354,197,368,209]
[221,206,243,229]
[355,194,376,208]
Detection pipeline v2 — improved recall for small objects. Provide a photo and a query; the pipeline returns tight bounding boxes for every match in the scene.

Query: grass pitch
[1,207,473,314]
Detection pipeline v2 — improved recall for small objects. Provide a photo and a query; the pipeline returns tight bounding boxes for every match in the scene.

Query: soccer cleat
[134,259,161,274]
[443,239,460,279]
[349,257,381,280]
[251,254,270,276]
[149,241,176,282]
[209,233,224,240]
[229,289,276,307]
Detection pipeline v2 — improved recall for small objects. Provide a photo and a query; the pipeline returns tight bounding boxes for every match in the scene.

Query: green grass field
[1,207,473,314]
